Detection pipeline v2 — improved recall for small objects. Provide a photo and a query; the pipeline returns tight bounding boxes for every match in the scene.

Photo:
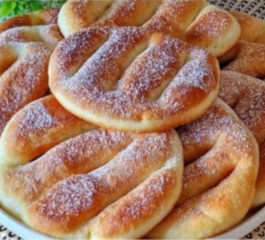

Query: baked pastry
[49,27,220,133]
[0,42,51,136]
[224,41,265,78]
[0,96,97,165]
[0,25,63,47]
[219,71,265,208]
[0,13,63,136]
[58,0,240,57]
[147,99,259,238]
[230,11,265,44]
[0,8,59,34]
[220,11,265,63]
[0,98,183,238]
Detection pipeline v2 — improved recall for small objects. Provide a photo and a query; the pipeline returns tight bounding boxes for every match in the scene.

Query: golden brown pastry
[0,8,59,34]
[49,27,220,133]
[0,42,51,136]
[219,71,265,208]
[0,13,63,136]
[0,98,183,238]
[0,96,97,166]
[220,11,265,63]
[224,41,265,78]
[58,0,240,57]
[147,99,259,239]
[0,25,63,47]
[230,11,265,44]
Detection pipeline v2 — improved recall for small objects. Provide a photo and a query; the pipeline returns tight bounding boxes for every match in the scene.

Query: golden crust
[0,8,59,34]
[184,5,241,57]
[0,96,97,166]
[219,71,265,208]
[221,12,265,63]
[230,11,265,44]
[49,27,220,133]
[224,41,265,78]
[147,99,259,238]
[0,25,63,47]
[0,13,63,137]
[0,42,51,136]
[0,101,183,238]
[58,0,240,57]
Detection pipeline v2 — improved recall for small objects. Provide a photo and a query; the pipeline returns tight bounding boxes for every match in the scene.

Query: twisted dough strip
[0,8,59,34]
[58,0,240,57]
[147,99,259,239]
[49,27,219,132]
[0,42,51,136]
[219,71,265,208]
[0,25,63,47]
[224,41,265,78]
[220,12,265,70]
[0,14,63,136]
[230,11,265,45]
[0,97,183,239]
[0,96,97,166]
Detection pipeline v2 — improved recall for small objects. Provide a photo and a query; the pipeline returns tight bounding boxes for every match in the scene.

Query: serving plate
[1,0,265,239]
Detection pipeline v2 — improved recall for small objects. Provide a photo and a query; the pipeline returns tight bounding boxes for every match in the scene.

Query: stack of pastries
[0,0,265,239]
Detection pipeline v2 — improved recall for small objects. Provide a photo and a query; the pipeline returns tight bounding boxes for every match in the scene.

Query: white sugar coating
[6,130,132,204]
[224,42,265,78]
[52,27,217,122]
[170,48,215,91]
[16,100,54,137]
[219,71,265,144]
[37,175,97,220]
[0,25,62,46]
[15,130,178,228]
[96,172,174,227]
[190,9,231,37]
[178,100,253,159]
[0,42,51,135]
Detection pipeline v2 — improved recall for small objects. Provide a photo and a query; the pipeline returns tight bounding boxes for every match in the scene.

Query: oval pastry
[219,71,265,208]
[0,42,51,136]
[224,41,265,78]
[49,27,219,133]
[147,99,259,239]
[0,98,183,239]
[0,8,59,34]
[0,13,63,137]
[58,0,240,57]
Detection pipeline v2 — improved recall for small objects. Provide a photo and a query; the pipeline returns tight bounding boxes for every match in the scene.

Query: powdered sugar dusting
[16,100,54,137]
[9,130,180,233]
[0,25,62,47]
[178,99,254,168]
[0,42,51,135]
[219,71,265,144]
[52,27,218,125]
[224,41,265,78]
[188,8,231,37]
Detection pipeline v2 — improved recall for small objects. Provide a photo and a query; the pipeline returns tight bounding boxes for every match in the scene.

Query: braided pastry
[219,71,265,208]
[58,0,240,57]
[49,27,219,133]
[0,8,59,34]
[147,99,259,238]
[0,97,183,238]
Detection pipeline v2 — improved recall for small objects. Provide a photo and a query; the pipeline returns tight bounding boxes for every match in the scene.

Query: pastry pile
[0,0,264,239]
